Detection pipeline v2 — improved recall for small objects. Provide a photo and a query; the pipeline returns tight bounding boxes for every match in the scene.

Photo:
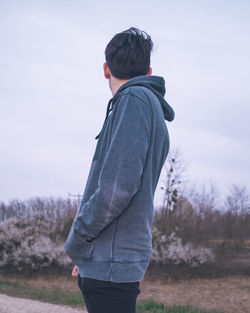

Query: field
[1,273,249,313]
[1,260,250,313]
[0,240,250,313]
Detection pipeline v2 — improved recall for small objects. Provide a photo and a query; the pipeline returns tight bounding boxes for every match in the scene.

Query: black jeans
[78,275,141,313]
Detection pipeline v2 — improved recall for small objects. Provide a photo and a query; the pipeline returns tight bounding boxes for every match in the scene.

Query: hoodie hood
[113,75,175,122]
[95,75,175,139]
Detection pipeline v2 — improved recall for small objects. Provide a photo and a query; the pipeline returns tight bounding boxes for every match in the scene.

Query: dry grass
[0,243,249,313]
[0,266,250,313]
[140,273,250,313]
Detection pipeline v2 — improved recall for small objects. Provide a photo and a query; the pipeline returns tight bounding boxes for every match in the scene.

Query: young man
[65,27,175,313]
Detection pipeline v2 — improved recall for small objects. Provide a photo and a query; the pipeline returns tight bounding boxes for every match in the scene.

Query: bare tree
[223,184,250,240]
[186,181,220,243]
[225,184,250,216]
[156,147,188,233]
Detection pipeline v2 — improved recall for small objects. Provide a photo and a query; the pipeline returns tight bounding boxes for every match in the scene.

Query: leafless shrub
[155,147,189,234]
[223,184,250,241]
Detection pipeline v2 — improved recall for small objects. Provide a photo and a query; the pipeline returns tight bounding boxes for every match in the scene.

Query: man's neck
[109,75,130,97]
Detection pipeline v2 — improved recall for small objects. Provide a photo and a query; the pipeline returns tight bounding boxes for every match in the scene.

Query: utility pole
[68,192,82,210]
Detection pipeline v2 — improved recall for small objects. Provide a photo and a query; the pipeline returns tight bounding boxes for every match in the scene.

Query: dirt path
[0,294,87,313]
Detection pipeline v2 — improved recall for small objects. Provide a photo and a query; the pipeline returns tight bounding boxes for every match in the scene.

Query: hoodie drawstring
[95,98,114,140]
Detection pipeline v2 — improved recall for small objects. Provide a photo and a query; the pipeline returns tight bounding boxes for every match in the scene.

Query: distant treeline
[0,148,249,271]
[0,197,77,239]
[1,184,249,244]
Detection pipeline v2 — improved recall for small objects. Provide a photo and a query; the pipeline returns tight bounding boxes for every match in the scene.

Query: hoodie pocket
[64,226,93,264]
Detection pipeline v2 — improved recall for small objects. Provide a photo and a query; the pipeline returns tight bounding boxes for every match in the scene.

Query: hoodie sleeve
[72,93,152,240]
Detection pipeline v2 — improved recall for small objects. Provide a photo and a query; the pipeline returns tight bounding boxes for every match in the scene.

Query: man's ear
[147,67,152,75]
[103,62,111,79]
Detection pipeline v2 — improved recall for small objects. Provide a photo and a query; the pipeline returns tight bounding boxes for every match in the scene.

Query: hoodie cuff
[64,225,94,264]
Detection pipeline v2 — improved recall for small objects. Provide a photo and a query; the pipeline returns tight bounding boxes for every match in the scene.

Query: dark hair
[105,27,153,79]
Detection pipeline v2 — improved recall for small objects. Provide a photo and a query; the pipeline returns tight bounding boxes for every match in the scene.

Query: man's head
[104,27,153,80]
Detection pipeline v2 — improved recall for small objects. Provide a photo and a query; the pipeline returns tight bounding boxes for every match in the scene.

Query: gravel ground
[0,294,87,313]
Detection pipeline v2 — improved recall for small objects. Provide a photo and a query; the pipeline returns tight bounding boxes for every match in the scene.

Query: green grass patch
[137,300,224,313]
[0,280,84,307]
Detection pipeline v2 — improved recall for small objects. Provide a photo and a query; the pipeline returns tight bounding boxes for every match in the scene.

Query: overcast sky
[1,0,250,207]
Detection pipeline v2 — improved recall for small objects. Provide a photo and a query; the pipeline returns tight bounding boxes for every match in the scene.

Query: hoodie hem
[77,259,150,283]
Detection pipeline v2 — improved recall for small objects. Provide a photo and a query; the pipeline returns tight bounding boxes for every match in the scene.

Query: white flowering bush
[0,216,71,271]
[151,226,215,267]
[0,212,215,271]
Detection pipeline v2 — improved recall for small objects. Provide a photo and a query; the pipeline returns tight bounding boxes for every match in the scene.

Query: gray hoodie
[64,75,175,282]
